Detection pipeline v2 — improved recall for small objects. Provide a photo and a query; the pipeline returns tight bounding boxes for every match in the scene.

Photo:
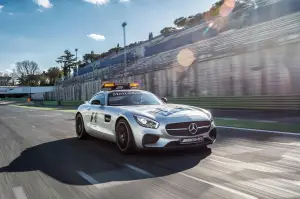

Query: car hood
[119,104,211,122]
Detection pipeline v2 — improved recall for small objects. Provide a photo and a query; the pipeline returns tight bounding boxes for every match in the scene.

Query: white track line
[217,126,300,136]
[124,163,257,199]
[77,170,134,189]
[179,172,257,199]
[124,163,155,177]
[77,171,99,184]
[12,186,28,199]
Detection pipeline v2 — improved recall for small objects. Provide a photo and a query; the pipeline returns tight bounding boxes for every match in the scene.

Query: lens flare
[202,0,235,34]
[220,0,235,17]
[177,48,195,67]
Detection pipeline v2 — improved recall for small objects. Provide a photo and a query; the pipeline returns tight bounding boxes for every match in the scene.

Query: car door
[89,93,106,137]
[97,105,115,139]
[91,95,116,140]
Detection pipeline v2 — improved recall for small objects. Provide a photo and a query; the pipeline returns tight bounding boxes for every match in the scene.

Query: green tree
[160,27,176,35]
[57,50,77,77]
[174,17,187,27]
[39,71,48,86]
[83,50,101,64]
[55,56,64,76]
[78,60,87,68]
[46,67,62,85]
[148,32,154,40]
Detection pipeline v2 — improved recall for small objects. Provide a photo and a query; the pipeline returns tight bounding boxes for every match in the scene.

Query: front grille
[164,138,213,148]
[165,121,211,136]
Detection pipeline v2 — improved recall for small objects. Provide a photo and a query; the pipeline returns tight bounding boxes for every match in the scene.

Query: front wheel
[75,114,89,139]
[115,119,135,154]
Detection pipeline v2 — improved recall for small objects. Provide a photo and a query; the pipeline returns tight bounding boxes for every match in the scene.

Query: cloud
[0,5,3,11]
[119,0,130,2]
[37,9,43,12]
[34,0,53,9]
[8,13,14,15]
[87,34,105,41]
[83,0,109,5]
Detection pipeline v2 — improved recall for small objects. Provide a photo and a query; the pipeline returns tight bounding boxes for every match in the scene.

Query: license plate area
[180,136,203,144]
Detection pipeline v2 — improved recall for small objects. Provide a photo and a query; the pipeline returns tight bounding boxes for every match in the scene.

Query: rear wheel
[116,119,135,154]
[76,114,89,139]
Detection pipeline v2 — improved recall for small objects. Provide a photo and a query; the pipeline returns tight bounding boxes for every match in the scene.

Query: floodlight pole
[122,22,127,74]
[75,48,78,77]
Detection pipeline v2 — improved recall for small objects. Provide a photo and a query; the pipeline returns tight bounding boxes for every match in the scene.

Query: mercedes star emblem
[188,123,198,134]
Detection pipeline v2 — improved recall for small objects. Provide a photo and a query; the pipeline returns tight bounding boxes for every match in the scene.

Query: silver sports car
[75,82,217,153]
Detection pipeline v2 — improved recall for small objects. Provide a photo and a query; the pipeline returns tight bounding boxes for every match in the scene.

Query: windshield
[108,91,163,106]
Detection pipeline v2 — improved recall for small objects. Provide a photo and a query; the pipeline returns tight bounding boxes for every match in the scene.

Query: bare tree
[12,60,40,86]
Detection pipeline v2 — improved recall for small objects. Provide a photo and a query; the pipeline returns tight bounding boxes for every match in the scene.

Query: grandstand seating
[144,0,300,56]
[66,0,299,81]
[74,51,135,76]
[122,11,300,75]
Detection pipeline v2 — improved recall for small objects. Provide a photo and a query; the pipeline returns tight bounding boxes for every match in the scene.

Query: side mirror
[161,97,168,103]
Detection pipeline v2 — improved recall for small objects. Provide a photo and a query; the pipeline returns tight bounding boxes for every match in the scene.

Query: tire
[75,113,89,140]
[115,119,136,154]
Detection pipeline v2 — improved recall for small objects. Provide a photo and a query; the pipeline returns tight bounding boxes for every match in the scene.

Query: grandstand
[54,0,300,100]
[63,0,300,81]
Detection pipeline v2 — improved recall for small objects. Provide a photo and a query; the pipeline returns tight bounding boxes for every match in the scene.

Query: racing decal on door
[90,112,98,123]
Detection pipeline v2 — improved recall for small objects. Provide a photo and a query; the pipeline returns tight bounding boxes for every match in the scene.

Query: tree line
[8,60,62,86]
[159,0,255,35]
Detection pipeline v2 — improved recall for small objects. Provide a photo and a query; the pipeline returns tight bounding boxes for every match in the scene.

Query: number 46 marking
[90,112,98,123]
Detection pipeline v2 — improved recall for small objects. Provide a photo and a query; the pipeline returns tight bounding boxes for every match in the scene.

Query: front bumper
[142,128,216,149]
[129,118,217,149]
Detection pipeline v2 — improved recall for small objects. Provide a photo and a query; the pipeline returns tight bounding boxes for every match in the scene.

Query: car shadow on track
[0,137,211,186]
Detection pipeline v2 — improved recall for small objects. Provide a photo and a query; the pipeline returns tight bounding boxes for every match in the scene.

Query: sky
[0,0,216,74]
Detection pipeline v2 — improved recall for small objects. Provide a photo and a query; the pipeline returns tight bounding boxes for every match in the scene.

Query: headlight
[133,115,160,129]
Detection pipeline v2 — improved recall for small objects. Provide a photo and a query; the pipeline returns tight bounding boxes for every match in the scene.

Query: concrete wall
[107,41,300,98]
[54,12,300,101]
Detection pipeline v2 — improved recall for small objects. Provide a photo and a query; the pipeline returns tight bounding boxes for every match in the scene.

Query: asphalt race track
[0,104,300,199]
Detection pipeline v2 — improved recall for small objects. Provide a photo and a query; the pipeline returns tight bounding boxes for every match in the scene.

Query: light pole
[27,75,31,101]
[122,22,127,73]
[75,48,78,77]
